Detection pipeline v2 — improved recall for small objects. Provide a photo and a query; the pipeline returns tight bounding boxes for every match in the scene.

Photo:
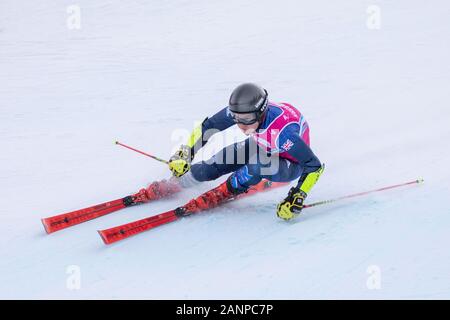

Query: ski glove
[169,145,192,177]
[277,187,306,220]
[277,164,324,221]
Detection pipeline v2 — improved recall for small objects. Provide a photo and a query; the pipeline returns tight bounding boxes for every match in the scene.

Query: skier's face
[237,122,259,135]
[230,111,260,135]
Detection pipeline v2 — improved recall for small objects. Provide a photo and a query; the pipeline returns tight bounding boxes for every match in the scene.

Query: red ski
[41,179,181,234]
[98,180,288,245]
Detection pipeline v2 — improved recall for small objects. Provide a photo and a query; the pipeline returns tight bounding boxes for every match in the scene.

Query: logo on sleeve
[281,139,294,151]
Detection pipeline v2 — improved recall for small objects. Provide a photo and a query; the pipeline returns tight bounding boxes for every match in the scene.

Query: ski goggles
[229,111,259,125]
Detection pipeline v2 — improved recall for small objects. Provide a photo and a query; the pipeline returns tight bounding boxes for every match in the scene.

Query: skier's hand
[169,145,191,177]
[276,187,306,221]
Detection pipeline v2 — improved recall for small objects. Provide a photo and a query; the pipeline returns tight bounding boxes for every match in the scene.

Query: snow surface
[1,0,450,299]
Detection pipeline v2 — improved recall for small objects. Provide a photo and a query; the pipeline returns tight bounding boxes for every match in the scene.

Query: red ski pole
[304,178,424,209]
[115,141,169,164]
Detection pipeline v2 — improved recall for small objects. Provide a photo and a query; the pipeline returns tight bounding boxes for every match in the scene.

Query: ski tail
[98,210,179,245]
[42,198,129,234]
[41,179,182,234]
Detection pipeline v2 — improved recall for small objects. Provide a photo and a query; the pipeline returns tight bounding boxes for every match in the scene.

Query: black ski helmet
[228,83,268,123]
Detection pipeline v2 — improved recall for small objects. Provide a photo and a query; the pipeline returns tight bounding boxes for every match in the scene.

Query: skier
[168,83,323,221]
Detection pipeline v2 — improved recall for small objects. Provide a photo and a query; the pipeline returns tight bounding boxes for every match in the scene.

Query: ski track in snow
[1,0,450,298]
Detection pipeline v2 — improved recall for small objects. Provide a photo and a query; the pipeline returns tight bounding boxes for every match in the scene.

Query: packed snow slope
[1,0,449,299]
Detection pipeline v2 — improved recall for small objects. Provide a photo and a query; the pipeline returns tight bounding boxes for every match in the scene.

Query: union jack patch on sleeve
[281,139,294,151]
